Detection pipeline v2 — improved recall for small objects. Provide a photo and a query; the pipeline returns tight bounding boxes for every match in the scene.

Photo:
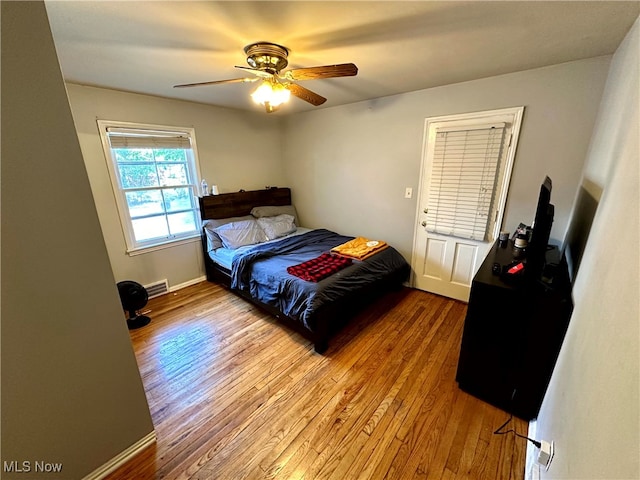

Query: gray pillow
[203,215,253,251]
[251,205,299,226]
[257,214,296,240]
[213,219,268,250]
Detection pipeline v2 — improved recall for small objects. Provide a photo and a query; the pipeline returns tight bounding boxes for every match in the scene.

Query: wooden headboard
[198,187,292,220]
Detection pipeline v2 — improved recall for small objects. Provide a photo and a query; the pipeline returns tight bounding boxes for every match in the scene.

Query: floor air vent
[144,279,169,299]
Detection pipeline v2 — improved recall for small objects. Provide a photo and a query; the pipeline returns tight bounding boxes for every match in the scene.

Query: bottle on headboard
[201,179,208,197]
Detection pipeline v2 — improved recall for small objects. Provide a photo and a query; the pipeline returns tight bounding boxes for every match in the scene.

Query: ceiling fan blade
[284,63,358,81]
[286,83,327,106]
[173,77,256,88]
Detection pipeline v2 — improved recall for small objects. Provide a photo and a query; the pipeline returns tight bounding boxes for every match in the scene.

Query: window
[98,121,202,254]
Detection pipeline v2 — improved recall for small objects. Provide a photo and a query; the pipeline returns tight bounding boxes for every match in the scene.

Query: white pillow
[257,214,296,241]
[251,205,299,226]
[203,215,253,251]
[213,219,268,250]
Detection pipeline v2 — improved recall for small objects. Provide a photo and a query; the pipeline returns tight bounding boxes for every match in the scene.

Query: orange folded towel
[331,237,388,260]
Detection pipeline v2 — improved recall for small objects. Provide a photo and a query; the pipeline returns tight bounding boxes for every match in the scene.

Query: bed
[199,187,410,353]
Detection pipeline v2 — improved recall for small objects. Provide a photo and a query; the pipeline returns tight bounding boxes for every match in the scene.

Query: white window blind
[106,128,192,149]
[425,123,506,241]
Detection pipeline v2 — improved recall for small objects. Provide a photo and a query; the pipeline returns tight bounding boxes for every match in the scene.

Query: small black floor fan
[117,280,151,329]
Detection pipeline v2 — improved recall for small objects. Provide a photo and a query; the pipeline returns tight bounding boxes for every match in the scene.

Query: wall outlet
[537,440,554,470]
[404,187,413,199]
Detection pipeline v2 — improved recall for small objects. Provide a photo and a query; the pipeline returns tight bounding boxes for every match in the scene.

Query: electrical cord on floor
[493,414,541,448]
[493,389,541,447]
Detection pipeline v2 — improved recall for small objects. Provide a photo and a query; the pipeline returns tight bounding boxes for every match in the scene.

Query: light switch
[404,187,413,199]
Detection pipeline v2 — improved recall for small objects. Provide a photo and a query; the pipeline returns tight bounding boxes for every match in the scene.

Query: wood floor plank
[320,309,431,480]
[352,304,457,480]
[371,300,464,480]
[261,297,427,480]
[104,281,527,480]
[292,316,426,479]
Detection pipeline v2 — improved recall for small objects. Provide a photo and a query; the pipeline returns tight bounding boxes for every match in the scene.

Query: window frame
[97,120,203,255]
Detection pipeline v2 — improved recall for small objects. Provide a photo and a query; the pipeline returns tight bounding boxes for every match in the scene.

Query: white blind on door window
[425,123,506,241]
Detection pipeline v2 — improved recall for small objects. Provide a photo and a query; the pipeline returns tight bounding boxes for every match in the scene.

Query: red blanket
[286,253,353,282]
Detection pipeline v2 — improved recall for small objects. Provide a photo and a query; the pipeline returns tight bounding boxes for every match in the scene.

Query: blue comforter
[230,229,409,331]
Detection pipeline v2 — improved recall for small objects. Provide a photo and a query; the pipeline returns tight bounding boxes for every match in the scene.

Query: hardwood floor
[106,281,527,480]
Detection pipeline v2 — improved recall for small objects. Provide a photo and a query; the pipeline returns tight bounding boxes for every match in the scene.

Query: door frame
[410,106,525,293]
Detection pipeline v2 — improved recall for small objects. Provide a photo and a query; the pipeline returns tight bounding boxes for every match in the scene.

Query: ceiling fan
[174,42,358,113]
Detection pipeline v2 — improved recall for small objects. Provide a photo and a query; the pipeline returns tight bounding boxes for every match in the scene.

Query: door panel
[451,243,478,285]
[424,238,447,279]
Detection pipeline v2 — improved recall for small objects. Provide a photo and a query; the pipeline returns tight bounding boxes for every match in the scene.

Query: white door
[411,107,524,302]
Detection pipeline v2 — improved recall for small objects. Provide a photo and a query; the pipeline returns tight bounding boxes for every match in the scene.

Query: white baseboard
[170,275,207,293]
[82,431,156,480]
[525,419,538,480]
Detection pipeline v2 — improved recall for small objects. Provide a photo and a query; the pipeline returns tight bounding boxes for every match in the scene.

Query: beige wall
[1,2,154,478]
[282,57,611,261]
[66,84,285,287]
[536,16,639,480]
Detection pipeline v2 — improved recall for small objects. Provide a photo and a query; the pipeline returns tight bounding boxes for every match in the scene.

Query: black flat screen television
[527,176,554,280]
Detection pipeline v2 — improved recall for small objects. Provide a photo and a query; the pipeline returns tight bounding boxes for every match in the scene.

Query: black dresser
[455,239,573,420]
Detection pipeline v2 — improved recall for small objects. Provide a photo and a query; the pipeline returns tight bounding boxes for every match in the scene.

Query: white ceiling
[45,1,639,115]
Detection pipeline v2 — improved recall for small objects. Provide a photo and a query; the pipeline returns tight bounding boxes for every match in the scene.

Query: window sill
[126,234,201,256]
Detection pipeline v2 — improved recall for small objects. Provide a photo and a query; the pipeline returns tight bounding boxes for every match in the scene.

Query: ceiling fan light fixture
[271,83,291,105]
[251,80,291,111]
